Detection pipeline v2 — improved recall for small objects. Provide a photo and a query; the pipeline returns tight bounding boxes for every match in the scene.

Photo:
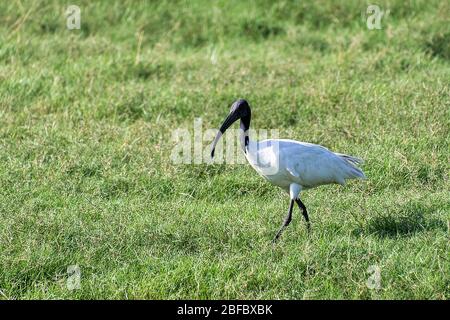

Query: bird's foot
[272,228,285,244]
[305,222,312,237]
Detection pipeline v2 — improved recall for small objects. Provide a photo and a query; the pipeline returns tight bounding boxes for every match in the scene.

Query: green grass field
[0,0,449,299]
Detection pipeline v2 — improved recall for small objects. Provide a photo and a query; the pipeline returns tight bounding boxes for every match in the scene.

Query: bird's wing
[282,142,346,186]
[285,163,300,178]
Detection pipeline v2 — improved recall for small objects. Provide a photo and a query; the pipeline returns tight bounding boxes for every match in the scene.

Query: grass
[0,0,449,299]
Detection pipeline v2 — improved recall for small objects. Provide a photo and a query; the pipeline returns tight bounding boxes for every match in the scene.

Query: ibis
[211,99,366,242]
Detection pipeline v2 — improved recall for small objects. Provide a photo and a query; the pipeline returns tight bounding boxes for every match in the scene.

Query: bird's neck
[239,117,251,153]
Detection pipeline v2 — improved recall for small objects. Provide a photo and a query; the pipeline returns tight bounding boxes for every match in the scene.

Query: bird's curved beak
[210,110,240,158]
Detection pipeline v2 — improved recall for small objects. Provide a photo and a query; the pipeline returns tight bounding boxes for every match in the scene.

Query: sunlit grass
[0,0,448,299]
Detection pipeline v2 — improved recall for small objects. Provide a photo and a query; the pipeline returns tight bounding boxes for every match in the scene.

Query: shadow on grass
[353,202,447,238]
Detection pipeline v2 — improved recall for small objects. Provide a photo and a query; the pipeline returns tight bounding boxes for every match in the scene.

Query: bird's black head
[211,99,252,158]
[229,99,251,119]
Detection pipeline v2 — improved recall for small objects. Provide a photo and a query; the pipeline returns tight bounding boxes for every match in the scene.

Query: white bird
[211,99,366,242]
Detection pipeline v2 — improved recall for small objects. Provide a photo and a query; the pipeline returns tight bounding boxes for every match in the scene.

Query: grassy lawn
[0,0,449,299]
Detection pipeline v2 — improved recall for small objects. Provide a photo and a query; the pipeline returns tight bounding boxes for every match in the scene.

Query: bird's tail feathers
[348,166,366,179]
[336,153,367,180]
[335,153,364,165]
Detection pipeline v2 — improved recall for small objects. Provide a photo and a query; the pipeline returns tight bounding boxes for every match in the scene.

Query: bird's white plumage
[244,138,366,194]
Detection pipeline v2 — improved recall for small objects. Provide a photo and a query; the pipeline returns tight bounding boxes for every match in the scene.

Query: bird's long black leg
[273,199,295,242]
[295,198,310,230]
